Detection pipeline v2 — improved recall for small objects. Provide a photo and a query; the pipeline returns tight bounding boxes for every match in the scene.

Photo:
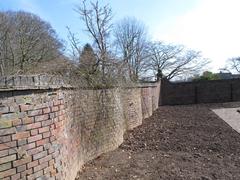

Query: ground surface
[76,102,240,180]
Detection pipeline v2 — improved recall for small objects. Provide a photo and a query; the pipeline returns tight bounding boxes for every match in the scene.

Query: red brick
[0,120,12,129]
[49,159,54,166]
[13,156,31,167]
[42,108,51,114]
[42,120,53,127]
[0,135,11,143]
[28,134,42,143]
[30,129,38,136]
[12,119,22,126]
[11,173,20,180]
[51,106,59,112]
[0,168,16,178]
[12,131,30,140]
[43,165,54,175]
[53,100,61,106]
[34,114,49,122]
[36,138,49,147]
[58,115,65,121]
[0,141,17,151]
[22,117,34,125]
[39,154,52,164]
[43,132,50,138]
[26,122,41,130]
[27,146,43,156]
[28,109,42,116]
[20,168,32,177]
[21,142,35,151]
[59,104,65,110]
[33,151,47,160]
[27,160,39,169]
[33,161,48,173]
[38,126,49,134]
[19,104,30,112]
[26,170,43,180]
[0,127,16,136]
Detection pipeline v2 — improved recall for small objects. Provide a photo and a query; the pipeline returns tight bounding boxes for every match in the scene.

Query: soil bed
[76,102,240,180]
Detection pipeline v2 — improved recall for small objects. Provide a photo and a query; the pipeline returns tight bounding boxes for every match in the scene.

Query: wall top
[0,74,159,91]
[0,74,71,91]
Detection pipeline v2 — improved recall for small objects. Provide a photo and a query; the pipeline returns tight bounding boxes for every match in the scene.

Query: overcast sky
[1,0,240,72]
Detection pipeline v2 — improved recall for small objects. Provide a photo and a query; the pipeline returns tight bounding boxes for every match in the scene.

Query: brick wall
[160,79,240,105]
[0,75,160,180]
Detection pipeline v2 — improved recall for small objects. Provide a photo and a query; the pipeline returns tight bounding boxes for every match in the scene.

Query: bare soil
[76,102,240,180]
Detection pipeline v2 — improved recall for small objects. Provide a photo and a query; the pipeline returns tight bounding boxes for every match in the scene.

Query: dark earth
[76,102,240,180]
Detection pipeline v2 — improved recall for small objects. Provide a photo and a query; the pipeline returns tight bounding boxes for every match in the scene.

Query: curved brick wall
[0,75,160,179]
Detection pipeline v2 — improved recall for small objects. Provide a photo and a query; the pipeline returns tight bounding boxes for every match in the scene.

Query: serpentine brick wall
[0,75,160,180]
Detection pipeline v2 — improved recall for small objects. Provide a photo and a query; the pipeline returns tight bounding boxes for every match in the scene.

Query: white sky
[153,0,240,72]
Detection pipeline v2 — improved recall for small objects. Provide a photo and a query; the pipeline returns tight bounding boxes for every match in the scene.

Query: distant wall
[160,79,240,105]
[0,75,160,180]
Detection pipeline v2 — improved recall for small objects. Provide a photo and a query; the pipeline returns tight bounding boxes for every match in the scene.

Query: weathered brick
[43,165,54,175]
[0,150,8,158]
[0,135,11,143]
[11,173,21,180]
[0,120,12,129]
[12,131,30,140]
[43,132,50,138]
[33,151,47,160]
[13,156,32,167]
[22,117,34,125]
[53,100,61,106]
[26,122,41,130]
[28,134,42,143]
[51,106,59,112]
[19,104,30,112]
[30,129,38,136]
[36,138,49,147]
[0,162,11,172]
[27,160,39,169]
[0,168,16,178]
[21,142,35,151]
[42,120,53,127]
[34,114,49,122]
[0,141,17,151]
[27,146,43,156]
[0,127,16,136]
[33,161,48,173]
[28,109,42,116]
[17,139,27,146]
[26,170,43,180]
[0,106,9,114]
[0,154,16,164]
[12,119,22,126]
[0,113,17,121]
[39,154,52,164]
[2,177,10,180]
[38,126,49,134]
[43,108,50,114]
[17,164,26,173]
[20,168,32,177]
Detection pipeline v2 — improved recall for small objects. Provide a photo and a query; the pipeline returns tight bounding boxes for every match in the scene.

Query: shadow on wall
[160,78,240,105]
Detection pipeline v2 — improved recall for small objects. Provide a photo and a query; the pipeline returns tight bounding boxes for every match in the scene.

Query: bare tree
[114,17,148,80]
[75,0,113,83]
[146,42,209,80]
[227,57,240,73]
[0,11,63,75]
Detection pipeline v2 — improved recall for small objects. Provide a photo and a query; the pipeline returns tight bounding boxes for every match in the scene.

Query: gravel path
[76,102,240,180]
